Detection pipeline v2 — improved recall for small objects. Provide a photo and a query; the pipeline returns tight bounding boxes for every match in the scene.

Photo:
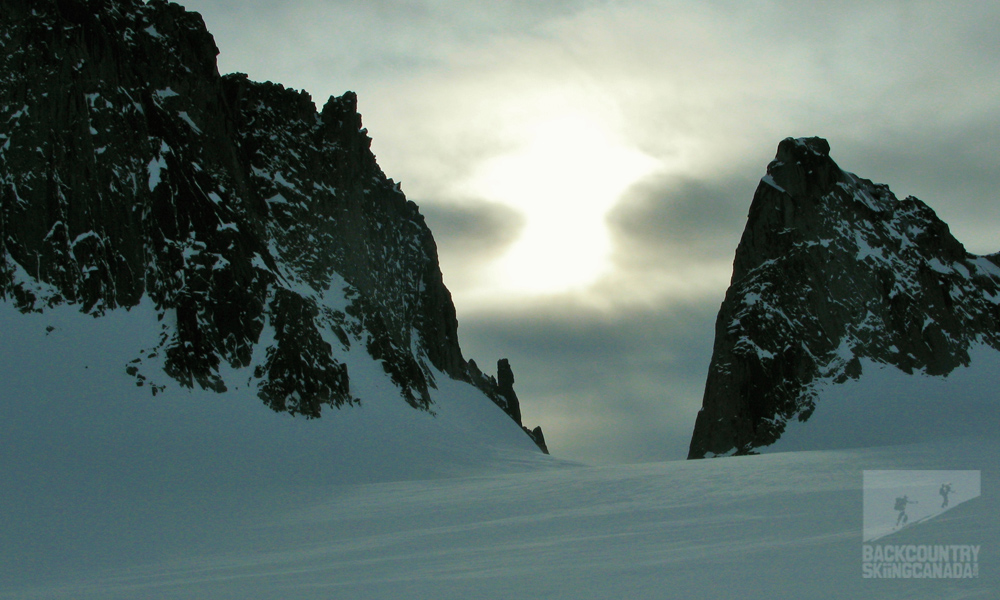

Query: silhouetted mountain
[689,137,1000,458]
[0,0,546,451]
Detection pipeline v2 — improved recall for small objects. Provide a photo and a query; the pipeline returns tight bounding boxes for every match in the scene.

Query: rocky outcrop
[688,137,1000,458]
[0,0,546,451]
[468,358,548,453]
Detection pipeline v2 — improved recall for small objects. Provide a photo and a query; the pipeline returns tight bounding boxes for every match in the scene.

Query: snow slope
[2,303,996,599]
[3,437,995,599]
[766,346,1000,453]
[0,299,554,590]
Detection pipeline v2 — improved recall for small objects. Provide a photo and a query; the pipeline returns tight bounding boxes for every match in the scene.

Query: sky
[178,0,1000,464]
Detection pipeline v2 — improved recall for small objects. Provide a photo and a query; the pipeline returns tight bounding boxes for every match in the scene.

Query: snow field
[1,301,997,599]
[4,438,995,599]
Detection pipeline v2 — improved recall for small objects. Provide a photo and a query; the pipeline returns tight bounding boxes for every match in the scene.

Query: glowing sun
[468,110,660,299]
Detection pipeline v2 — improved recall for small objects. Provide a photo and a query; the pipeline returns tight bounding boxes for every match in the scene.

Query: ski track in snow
[1,303,997,599]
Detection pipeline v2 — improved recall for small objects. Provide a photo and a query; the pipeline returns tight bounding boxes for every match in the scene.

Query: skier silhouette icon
[940,483,954,508]
[894,495,917,527]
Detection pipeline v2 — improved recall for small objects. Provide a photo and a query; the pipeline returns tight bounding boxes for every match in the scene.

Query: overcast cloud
[181,0,1000,463]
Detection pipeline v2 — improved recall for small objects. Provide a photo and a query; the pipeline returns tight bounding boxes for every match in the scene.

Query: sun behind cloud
[465,109,660,300]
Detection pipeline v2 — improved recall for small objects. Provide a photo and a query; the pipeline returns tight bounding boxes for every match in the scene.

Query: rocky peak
[688,137,1000,458]
[0,0,547,451]
[770,137,836,195]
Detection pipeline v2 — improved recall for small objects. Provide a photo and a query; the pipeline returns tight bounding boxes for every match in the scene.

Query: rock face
[0,0,545,450]
[468,357,548,453]
[688,137,1000,458]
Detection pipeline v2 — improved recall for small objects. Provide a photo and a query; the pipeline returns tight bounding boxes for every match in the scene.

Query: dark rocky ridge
[0,0,546,452]
[688,137,1000,458]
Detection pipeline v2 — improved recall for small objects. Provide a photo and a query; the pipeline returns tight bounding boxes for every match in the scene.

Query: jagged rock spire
[688,137,1000,458]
